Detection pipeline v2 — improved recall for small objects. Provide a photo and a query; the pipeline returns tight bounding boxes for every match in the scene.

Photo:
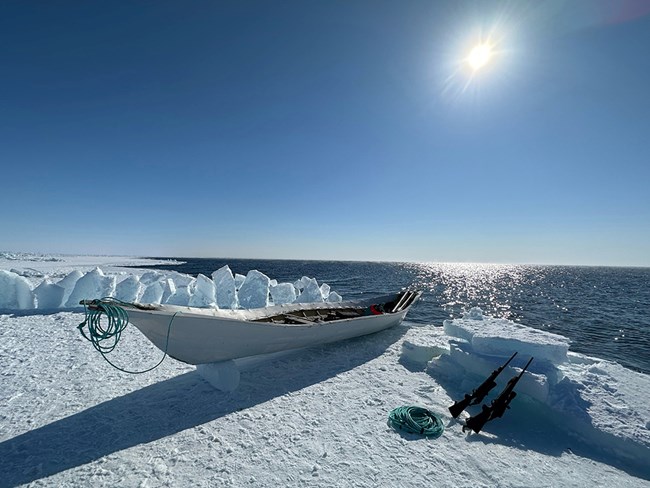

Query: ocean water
[148,259,650,375]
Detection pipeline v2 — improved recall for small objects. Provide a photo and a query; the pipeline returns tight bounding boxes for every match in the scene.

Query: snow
[0,254,649,487]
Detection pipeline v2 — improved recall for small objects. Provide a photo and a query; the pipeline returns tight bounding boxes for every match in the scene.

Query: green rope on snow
[388,406,445,439]
[78,297,177,374]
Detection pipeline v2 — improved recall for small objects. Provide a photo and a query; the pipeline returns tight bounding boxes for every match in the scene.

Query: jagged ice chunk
[270,282,297,305]
[65,268,116,308]
[212,266,238,309]
[34,279,65,309]
[238,270,270,309]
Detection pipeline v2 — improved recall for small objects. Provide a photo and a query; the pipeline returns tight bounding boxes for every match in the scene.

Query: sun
[467,43,493,71]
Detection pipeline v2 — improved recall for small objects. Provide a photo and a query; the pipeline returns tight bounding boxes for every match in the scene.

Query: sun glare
[467,43,493,71]
[442,30,505,99]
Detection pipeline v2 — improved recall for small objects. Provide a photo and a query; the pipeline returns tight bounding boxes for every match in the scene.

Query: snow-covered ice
[0,254,649,487]
[442,307,570,364]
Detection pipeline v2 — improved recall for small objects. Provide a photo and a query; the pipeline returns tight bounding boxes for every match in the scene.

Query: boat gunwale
[119,291,412,325]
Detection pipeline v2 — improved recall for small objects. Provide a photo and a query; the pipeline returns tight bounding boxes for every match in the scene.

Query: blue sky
[1,1,649,266]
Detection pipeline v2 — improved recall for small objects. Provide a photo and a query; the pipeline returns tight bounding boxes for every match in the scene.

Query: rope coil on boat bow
[78,298,177,374]
[78,298,129,354]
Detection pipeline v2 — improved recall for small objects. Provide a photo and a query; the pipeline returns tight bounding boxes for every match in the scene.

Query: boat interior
[256,289,420,325]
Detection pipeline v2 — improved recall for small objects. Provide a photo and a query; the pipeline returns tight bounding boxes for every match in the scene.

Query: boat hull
[124,292,418,364]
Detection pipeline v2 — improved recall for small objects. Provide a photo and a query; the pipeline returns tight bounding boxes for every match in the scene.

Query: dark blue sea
[146,259,650,375]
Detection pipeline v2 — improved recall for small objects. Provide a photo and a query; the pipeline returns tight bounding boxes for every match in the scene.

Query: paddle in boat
[79,289,421,366]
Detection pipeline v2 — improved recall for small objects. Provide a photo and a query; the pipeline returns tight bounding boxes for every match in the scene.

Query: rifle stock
[463,404,492,433]
[448,394,473,419]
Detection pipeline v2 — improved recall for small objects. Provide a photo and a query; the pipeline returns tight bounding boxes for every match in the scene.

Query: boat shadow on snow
[0,325,408,488]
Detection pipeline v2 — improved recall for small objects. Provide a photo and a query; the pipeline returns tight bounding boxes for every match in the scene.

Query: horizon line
[2,250,648,269]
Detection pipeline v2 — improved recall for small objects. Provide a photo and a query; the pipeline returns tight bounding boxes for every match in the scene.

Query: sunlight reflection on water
[401,262,650,374]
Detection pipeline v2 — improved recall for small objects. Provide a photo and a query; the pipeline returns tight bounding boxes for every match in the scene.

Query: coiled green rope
[388,406,445,438]
[78,298,177,374]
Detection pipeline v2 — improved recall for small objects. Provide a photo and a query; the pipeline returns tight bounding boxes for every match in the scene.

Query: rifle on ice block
[463,356,534,434]
[448,352,518,418]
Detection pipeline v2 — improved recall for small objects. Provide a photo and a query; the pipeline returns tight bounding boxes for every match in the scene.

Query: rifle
[463,356,534,434]
[448,352,517,418]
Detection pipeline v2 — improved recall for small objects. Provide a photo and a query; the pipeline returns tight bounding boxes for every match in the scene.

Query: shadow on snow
[0,326,407,487]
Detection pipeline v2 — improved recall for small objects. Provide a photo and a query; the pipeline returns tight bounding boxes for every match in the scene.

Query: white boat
[82,290,421,365]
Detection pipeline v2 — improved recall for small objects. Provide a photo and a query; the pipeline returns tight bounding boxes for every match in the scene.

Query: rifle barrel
[519,356,534,376]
